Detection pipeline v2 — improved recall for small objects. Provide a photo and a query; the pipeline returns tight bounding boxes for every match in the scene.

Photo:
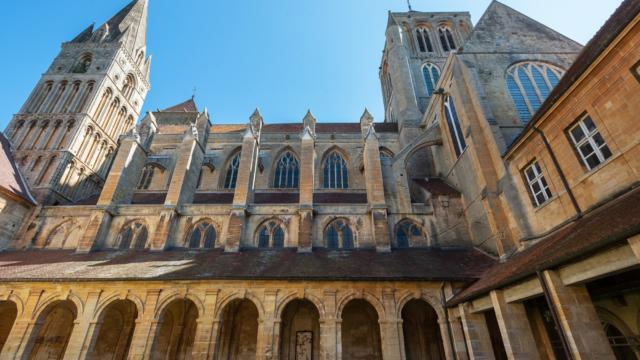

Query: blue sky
[0,0,622,127]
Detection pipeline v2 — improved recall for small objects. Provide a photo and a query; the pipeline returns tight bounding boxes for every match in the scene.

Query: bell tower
[3,0,151,205]
[380,8,472,143]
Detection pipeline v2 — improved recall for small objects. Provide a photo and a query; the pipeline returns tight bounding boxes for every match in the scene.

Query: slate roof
[505,0,640,155]
[448,186,640,306]
[0,133,35,205]
[0,248,494,282]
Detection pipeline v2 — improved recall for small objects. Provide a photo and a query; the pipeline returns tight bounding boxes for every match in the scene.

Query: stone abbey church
[0,0,639,358]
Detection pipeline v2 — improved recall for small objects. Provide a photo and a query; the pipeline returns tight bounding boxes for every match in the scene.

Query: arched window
[122,74,136,100]
[438,26,456,52]
[187,221,216,249]
[137,164,163,190]
[325,219,354,249]
[256,221,285,248]
[223,153,241,189]
[116,221,148,250]
[506,62,565,122]
[274,151,299,188]
[72,53,93,74]
[415,28,433,53]
[444,96,467,157]
[422,63,441,97]
[323,151,349,189]
[396,220,425,248]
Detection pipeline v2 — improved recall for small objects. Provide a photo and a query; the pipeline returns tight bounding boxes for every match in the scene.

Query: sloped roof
[461,1,582,54]
[449,186,640,306]
[0,248,494,282]
[161,98,199,112]
[413,178,461,197]
[0,133,36,205]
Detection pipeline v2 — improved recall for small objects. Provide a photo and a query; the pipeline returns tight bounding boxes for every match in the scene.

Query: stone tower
[3,0,151,205]
[380,9,472,143]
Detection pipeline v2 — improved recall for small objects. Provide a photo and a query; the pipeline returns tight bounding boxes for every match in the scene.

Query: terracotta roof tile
[448,187,640,306]
[161,98,198,112]
[0,133,35,205]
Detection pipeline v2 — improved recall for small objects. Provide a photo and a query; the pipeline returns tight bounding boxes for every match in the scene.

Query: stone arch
[320,146,351,188]
[92,292,144,322]
[394,219,428,249]
[0,293,26,317]
[340,298,383,360]
[154,292,205,321]
[401,298,445,360]
[215,297,260,360]
[275,291,326,321]
[336,291,386,321]
[150,298,199,360]
[279,298,321,360]
[115,219,149,250]
[214,291,265,321]
[395,291,445,321]
[270,146,300,188]
[0,300,18,353]
[24,299,78,359]
[32,292,84,321]
[88,299,139,359]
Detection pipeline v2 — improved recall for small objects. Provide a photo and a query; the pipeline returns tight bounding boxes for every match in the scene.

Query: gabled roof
[161,98,199,113]
[461,1,582,54]
[0,134,36,205]
[505,0,640,156]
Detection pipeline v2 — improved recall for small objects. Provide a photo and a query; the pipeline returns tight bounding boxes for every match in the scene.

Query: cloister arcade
[0,284,448,360]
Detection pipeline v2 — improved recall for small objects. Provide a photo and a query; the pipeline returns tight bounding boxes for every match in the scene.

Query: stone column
[320,290,339,360]
[127,290,162,360]
[458,304,495,360]
[225,111,261,252]
[63,291,102,360]
[379,290,403,360]
[542,270,615,360]
[1,290,43,359]
[298,115,316,252]
[447,310,470,360]
[256,289,278,360]
[490,290,540,360]
[192,290,220,360]
[361,112,391,252]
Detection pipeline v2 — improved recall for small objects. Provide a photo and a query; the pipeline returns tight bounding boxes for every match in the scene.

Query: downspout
[441,282,459,360]
[532,127,582,217]
[537,271,574,360]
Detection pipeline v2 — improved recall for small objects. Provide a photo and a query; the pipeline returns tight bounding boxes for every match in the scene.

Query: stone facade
[1,0,639,359]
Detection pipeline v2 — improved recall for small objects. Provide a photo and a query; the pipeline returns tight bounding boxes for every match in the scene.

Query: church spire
[104,0,148,54]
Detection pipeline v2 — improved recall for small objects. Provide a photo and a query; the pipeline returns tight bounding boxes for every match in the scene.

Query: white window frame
[524,161,552,207]
[568,115,612,171]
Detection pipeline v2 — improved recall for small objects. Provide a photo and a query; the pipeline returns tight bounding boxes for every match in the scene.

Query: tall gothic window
[422,63,441,97]
[444,96,467,157]
[416,28,434,53]
[116,221,148,250]
[396,220,424,248]
[438,26,456,52]
[325,219,354,249]
[323,151,349,189]
[187,221,216,249]
[274,151,299,188]
[257,221,285,248]
[224,153,241,189]
[506,62,565,122]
